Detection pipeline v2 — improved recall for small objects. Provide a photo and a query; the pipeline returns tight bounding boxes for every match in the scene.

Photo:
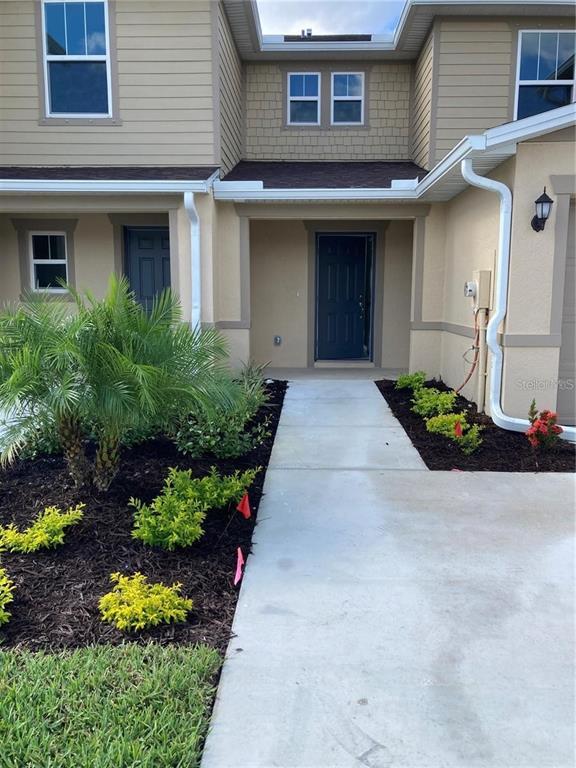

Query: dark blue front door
[125,227,171,311]
[316,234,373,360]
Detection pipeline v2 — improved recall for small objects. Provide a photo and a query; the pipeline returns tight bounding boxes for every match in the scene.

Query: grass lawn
[0,643,220,768]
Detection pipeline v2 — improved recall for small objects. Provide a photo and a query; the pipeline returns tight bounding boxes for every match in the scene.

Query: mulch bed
[0,381,287,652]
[376,379,575,472]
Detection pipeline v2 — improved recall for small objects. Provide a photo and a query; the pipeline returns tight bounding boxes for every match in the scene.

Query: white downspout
[184,191,201,329]
[460,158,576,443]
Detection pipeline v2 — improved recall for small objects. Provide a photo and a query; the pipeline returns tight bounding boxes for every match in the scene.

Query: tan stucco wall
[0,212,116,306]
[409,329,442,378]
[507,140,575,336]
[249,215,414,369]
[0,216,21,306]
[250,219,309,367]
[244,62,411,161]
[411,135,576,420]
[410,159,515,404]
[213,202,243,323]
[381,221,413,369]
[502,137,576,417]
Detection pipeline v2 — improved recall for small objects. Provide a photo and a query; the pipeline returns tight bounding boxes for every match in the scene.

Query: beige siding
[244,62,411,161]
[433,19,513,164]
[0,0,216,166]
[218,2,243,173]
[433,16,575,165]
[410,31,434,169]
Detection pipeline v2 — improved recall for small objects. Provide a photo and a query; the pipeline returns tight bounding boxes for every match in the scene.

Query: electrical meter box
[472,270,492,310]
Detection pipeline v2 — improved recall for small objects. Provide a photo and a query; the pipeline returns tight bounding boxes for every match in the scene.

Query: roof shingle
[221,161,426,189]
[0,166,217,181]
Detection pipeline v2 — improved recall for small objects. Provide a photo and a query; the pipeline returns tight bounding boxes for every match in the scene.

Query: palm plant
[0,276,231,491]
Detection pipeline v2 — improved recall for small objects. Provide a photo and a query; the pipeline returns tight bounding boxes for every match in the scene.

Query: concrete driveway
[202,380,575,768]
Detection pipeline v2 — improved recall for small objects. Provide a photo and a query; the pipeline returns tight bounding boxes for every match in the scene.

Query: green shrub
[0,567,15,626]
[99,572,192,632]
[395,371,426,391]
[175,362,270,459]
[0,504,84,553]
[0,275,231,491]
[425,412,483,455]
[411,387,457,417]
[130,466,258,550]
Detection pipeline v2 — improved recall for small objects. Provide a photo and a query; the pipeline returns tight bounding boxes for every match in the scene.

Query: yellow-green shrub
[411,387,457,418]
[395,371,426,391]
[0,567,15,626]
[0,504,84,553]
[425,412,483,455]
[99,572,192,632]
[130,466,258,550]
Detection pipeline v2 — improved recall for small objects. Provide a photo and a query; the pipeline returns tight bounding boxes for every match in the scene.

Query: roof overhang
[223,0,575,61]
[213,104,576,203]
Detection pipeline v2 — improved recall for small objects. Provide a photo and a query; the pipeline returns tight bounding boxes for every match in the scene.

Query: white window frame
[331,72,365,126]
[29,231,68,293]
[515,29,576,120]
[41,0,113,118]
[287,72,321,126]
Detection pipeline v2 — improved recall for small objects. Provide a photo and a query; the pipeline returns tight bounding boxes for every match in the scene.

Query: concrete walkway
[202,379,575,768]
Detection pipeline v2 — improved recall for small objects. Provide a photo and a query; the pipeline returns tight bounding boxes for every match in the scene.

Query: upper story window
[42,1,111,117]
[288,73,320,125]
[516,31,575,120]
[30,233,68,292]
[331,73,364,125]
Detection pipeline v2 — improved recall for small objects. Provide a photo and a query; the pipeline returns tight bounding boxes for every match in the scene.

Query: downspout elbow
[184,191,201,329]
[460,158,575,443]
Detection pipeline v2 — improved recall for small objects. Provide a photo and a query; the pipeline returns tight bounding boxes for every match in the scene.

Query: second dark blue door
[125,227,171,311]
[316,234,373,360]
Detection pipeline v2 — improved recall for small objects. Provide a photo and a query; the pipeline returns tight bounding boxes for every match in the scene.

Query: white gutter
[461,158,576,443]
[0,178,214,194]
[212,179,420,202]
[184,192,201,329]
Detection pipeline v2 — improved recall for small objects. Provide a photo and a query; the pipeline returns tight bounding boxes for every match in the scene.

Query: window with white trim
[331,72,364,125]
[42,0,111,117]
[30,233,68,291]
[516,31,575,120]
[287,73,320,125]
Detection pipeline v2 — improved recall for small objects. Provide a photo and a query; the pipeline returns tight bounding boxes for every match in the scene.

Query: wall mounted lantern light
[531,187,554,232]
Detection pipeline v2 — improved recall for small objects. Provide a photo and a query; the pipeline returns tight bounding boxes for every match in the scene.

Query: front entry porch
[241,211,419,371]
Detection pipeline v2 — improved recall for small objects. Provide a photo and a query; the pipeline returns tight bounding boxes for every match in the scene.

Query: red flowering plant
[526,399,563,450]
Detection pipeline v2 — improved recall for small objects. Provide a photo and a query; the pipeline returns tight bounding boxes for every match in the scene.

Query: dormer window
[287,73,320,125]
[516,31,575,120]
[42,0,112,117]
[331,73,364,125]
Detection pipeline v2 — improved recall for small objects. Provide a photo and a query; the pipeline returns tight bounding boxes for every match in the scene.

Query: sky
[256,0,407,37]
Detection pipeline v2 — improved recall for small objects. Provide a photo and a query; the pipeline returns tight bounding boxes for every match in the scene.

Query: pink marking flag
[237,492,251,520]
[234,547,245,586]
